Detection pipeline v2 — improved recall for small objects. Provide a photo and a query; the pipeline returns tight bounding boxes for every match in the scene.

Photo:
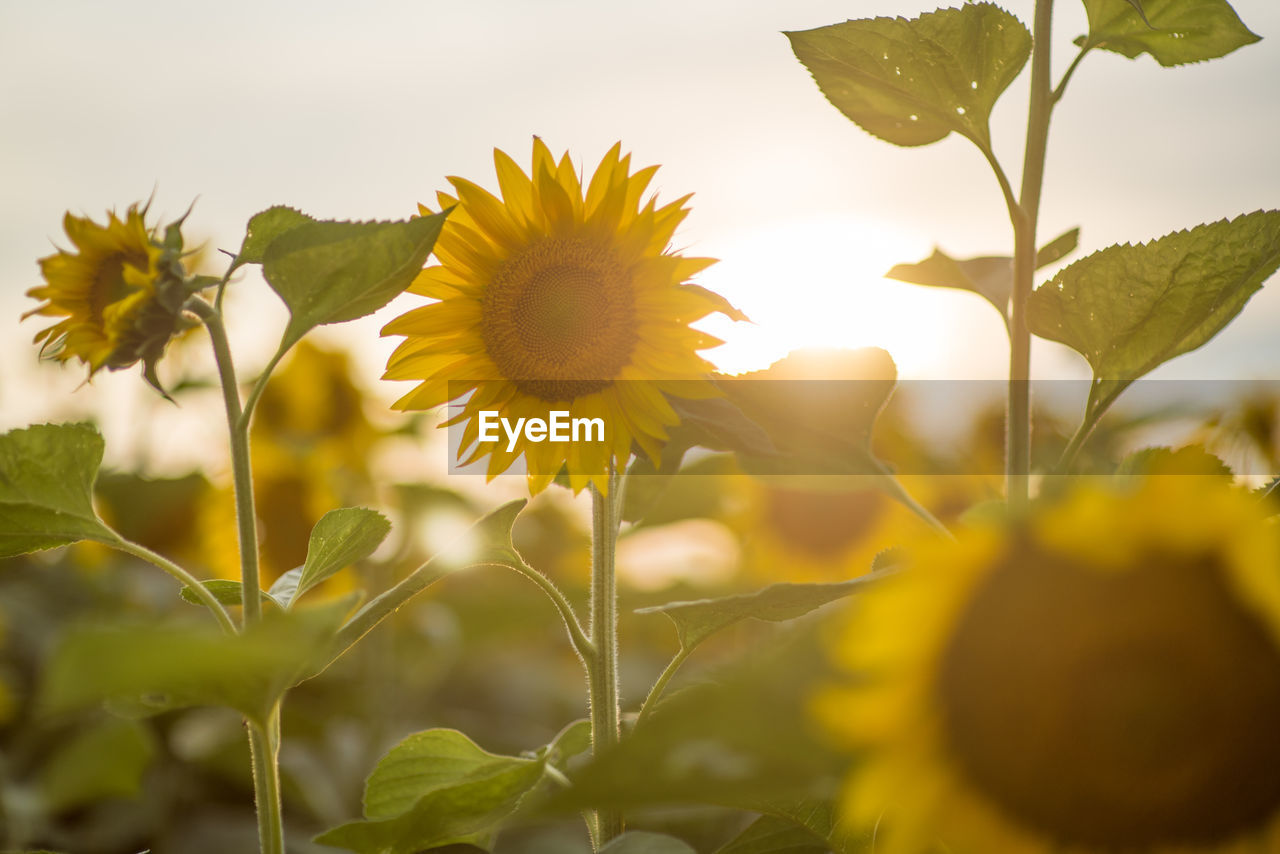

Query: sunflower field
[3,1,1280,853]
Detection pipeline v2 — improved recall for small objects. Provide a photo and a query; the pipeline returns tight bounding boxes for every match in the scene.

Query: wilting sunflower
[24,202,197,387]
[382,138,736,493]
[816,478,1280,854]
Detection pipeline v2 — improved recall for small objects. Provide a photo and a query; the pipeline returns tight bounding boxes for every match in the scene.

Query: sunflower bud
[24,202,207,395]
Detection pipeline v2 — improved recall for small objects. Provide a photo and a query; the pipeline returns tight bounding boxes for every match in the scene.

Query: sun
[694,215,1005,378]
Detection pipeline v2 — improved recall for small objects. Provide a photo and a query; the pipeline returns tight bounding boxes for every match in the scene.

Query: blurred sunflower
[816,478,1280,853]
[382,138,735,493]
[732,475,987,583]
[201,342,379,588]
[24,202,196,386]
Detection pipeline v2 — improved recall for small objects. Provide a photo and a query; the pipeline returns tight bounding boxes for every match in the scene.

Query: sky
[2,0,1278,473]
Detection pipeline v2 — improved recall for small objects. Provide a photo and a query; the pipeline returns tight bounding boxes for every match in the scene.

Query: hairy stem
[588,469,623,846]
[248,709,285,854]
[1007,0,1056,508]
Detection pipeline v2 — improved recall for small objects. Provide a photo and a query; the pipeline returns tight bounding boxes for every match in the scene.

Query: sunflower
[731,474,988,584]
[24,202,194,385]
[382,138,734,493]
[815,478,1280,853]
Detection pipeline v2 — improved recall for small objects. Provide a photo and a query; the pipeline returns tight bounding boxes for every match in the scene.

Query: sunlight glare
[695,216,1000,378]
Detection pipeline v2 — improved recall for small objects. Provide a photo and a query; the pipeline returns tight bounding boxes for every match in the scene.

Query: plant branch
[506,559,595,667]
[185,297,263,625]
[239,338,291,432]
[588,469,623,846]
[1051,45,1092,105]
[978,142,1025,230]
[108,534,237,635]
[635,648,693,729]
[1007,0,1056,508]
[877,468,955,540]
[248,710,284,854]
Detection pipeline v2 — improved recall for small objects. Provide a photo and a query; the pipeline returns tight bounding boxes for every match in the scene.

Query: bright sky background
[2,0,1278,472]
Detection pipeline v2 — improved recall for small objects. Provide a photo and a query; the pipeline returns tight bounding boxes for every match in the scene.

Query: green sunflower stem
[185,297,263,625]
[1007,0,1056,509]
[186,297,283,854]
[588,468,624,847]
[248,708,285,854]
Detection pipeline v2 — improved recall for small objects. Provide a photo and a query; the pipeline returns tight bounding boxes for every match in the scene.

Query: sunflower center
[763,488,884,559]
[481,236,637,402]
[90,251,146,322]
[938,544,1280,848]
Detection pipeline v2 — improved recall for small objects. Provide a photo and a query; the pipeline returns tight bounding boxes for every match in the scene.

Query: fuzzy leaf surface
[286,507,390,608]
[1028,211,1280,419]
[0,423,114,556]
[1078,0,1259,66]
[787,3,1030,148]
[638,578,876,653]
[315,730,545,854]
[263,212,448,348]
[231,205,316,271]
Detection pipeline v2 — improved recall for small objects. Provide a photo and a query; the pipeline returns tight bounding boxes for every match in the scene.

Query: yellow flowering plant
[5,0,1280,851]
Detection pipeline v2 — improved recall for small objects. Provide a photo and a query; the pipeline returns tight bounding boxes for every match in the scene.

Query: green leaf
[886,228,1080,325]
[599,832,697,854]
[40,607,350,725]
[887,251,1014,321]
[1077,0,1259,66]
[285,508,390,609]
[638,578,878,654]
[263,212,448,349]
[230,205,316,272]
[315,729,546,854]
[554,623,846,813]
[0,423,115,556]
[1115,445,1233,477]
[363,729,535,820]
[677,283,751,323]
[662,396,776,471]
[1036,227,1081,268]
[38,717,156,812]
[1029,211,1280,423]
[717,348,896,476]
[312,499,528,679]
[786,3,1031,149]
[267,567,303,608]
[179,579,279,608]
[622,454,734,527]
[713,813,832,854]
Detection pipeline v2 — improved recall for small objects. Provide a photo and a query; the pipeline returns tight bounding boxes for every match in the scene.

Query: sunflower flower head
[382,138,738,494]
[815,478,1280,854]
[24,202,203,393]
